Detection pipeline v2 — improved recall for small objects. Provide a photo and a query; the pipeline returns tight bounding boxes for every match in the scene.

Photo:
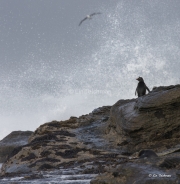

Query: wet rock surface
[0,106,116,182]
[106,84,180,154]
[0,84,180,183]
[91,150,180,184]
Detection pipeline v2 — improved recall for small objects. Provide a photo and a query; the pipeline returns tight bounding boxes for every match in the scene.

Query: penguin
[135,77,150,97]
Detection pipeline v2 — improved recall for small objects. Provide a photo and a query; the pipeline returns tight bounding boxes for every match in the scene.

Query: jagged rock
[1,85,180,184]
[90,161,179,184]
[0,131,33,163]
[0,106,112,176]
[106,84,180,154]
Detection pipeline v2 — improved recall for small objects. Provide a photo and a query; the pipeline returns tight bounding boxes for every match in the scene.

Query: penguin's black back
[137,81,146,97]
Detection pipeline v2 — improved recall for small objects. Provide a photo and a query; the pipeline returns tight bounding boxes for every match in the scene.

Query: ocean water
[0,0,180,140]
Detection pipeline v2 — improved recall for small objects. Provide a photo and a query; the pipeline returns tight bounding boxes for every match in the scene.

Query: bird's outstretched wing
[79,17,88,26]
[90,12,101,16]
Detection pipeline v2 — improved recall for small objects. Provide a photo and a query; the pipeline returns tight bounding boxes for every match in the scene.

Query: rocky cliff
[0,131,33,163]
[0,84,180,184]
[106,84,180,154]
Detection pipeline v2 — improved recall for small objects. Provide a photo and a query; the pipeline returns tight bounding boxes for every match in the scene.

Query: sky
[0,0,180,140]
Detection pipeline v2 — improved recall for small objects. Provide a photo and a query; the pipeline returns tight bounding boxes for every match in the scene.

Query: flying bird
[79,12,101,26]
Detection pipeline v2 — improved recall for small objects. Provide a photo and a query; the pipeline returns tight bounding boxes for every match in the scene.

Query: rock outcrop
[92,84,180,183]
[106,84,180,154]
[91,157,180,184]
[0,84,180,184]
[0,106,116,176]
[0,131,33,163]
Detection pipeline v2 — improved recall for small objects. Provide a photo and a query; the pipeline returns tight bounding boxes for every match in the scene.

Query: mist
[0,0,180,140]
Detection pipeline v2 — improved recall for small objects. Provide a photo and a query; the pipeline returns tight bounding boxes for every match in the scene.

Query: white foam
[10,177,24,181]
[0,1,180,140]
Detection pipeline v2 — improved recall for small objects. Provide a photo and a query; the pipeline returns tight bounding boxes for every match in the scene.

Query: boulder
[0,131,33,163]
[106,84,180,154]
[91,160,180,184]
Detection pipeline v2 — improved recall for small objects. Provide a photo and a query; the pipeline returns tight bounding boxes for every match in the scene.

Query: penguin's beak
[136,78,139,80]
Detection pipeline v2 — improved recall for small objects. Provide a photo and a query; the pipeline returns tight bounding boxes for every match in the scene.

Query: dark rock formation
[106,84,180,154]
[0,84,180,184]
[91,162,179,184]
[0,131,33,163]
[0,106,113,176]
[138,149,158,158]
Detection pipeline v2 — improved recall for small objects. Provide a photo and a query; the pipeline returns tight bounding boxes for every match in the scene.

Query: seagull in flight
[79,12,102,26]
